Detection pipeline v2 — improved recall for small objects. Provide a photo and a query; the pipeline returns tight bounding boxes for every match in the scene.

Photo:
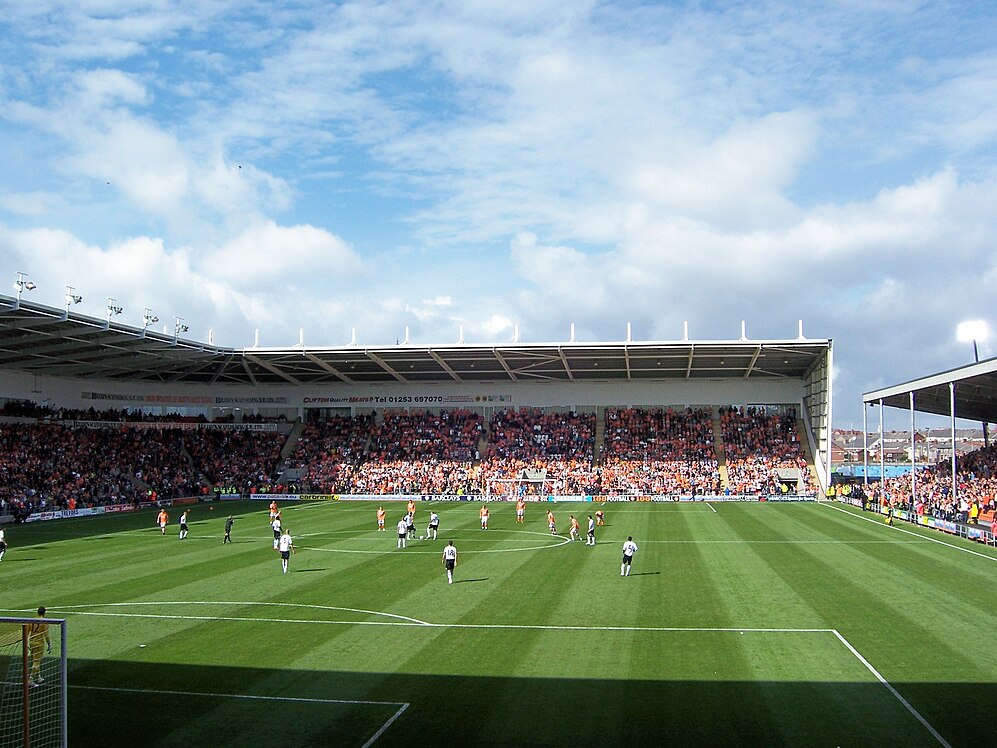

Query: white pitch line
[634,539,904,544]
[301,539,573,555]
[706,501,717,513]
[39,597,952,746]
[361,702,410,748]
[819,502,997,562]
[831,630,951,748]
[34,607,833,634]
[70,684,410,747]
[69,683,404,708]
[31,610,434,627]
[32,600,432,627]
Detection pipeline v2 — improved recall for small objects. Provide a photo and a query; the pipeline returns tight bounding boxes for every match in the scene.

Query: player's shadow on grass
[294,568,328,573]
[626,571,660,577]
[453,578,489,584]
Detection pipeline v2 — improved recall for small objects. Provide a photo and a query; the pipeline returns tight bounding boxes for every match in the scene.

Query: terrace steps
[712,413,729,490]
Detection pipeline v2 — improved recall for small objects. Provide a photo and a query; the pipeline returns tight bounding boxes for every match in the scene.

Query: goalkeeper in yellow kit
[28,606,51,687]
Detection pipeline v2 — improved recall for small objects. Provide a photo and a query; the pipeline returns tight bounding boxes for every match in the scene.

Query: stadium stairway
[711,413,730,491]
[796,419,819,491]
[279,419,307,461]
[593,410,605,465]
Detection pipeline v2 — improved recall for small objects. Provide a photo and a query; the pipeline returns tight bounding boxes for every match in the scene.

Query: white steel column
[909,391,916,504]
[862,403,869,488]
[950,382,957,503]
[879,399,885,499]
[825,342,834,494]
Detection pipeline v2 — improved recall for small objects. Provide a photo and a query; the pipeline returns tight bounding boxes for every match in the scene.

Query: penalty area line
[831,630,951,748]
[70,684,410,747]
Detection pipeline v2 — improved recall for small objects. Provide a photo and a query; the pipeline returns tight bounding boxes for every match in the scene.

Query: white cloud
[72,68,150,108]
[198,220,362,289]
[0,0,994,428]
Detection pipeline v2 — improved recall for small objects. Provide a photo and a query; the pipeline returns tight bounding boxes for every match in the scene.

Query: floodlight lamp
[107,299,123,316]
[13,272,37,295]
[956,320,989,344]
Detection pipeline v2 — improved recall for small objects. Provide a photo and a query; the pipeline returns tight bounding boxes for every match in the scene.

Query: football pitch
[2,500,995,747]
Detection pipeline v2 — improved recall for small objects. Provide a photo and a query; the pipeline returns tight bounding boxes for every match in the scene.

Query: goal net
[485,475,551,497]
[0,616,67,748]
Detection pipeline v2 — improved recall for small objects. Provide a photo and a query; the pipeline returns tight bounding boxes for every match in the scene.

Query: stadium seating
[0,403,848,505]
[600,407,719,494]
[477,408,597,494]
[875,443,997,523]
[721,406,813,495]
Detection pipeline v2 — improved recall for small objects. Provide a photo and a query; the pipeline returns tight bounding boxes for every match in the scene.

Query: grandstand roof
[0,294,830,386]
[863,357,997,424]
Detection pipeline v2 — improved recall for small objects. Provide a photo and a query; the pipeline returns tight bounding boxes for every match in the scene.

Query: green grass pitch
[2,499,994,746]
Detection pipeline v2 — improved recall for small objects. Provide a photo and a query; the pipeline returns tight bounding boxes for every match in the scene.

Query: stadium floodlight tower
[105,298,123,327]
[141,307,159,338]
[173,316,189,346]
[12,271,36,308]
[63,286,82,317]
[956,319,991,446]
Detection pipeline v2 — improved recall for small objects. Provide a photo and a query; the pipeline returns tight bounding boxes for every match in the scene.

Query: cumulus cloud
[0,0,995,426]
[198,220,362,289]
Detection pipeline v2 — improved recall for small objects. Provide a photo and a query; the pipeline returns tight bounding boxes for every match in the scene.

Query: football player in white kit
[397,517,409,548]
[442,540,458,584]
[278,528,294,573]
[621,536,638,576]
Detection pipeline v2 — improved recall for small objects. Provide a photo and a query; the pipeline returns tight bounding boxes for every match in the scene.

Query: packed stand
[599,407,719,494]
[478,408,597,494]
[873,443,997,527]
[721,406,813,495]
[292,414,376,493]
[0,423,199,516]
[350,410,484,494]
[184,428,289,494]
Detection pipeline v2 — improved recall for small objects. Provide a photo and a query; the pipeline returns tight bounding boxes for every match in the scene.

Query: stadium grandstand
[0,293,834,520]
[858,357,997,541]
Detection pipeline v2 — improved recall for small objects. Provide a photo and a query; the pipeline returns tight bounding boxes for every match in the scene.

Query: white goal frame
[484,477,549,497]
[0,616,67,748]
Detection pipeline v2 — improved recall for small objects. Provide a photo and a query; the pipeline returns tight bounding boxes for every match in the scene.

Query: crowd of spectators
[0,424,198,514]
[0,401,834,508]
[0,421,295,517]
[184,428,288,493]
[721,406,813,495]
[291,414,375,493]
[350,410,484,494]
[873,443,997,524]
[599,407,719,494]
[477,409,597,494]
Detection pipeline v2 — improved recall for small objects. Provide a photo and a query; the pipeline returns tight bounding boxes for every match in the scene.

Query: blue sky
[1,0,995,427]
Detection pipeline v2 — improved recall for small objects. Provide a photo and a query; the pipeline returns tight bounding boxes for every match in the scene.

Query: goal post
[484,477,550,498]
[0,617,67,748]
